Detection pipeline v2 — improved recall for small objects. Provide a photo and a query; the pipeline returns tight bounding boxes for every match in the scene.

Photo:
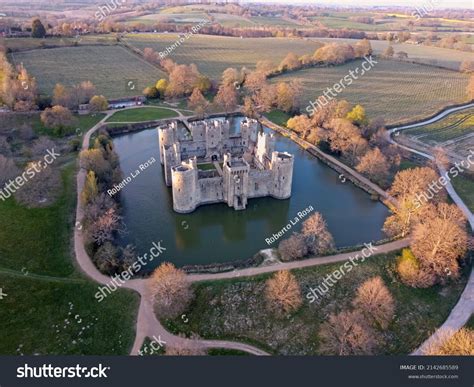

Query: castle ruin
[158,118,294,213]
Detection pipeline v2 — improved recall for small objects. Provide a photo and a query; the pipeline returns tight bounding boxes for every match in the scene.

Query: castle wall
[248,170,273,198]
[199,177,224,203]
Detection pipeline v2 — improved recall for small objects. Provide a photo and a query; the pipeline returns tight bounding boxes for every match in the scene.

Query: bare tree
[89,208,123,245]
[353,277,395,330]
[411,203,468,284]
[383,167,441,237]
[265,270,302,316]
[214,84,238,113]
[356,147,390,184]
[150,262,193,319]
[319,310,377,355]
[301,212,334,255]
[278,233,308,261]
[424,328,474,355]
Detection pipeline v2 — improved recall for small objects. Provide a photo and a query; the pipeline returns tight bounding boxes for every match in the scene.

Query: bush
[396,249,435,288]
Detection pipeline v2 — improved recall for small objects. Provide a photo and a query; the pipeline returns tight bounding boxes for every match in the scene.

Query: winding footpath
[73,104,472,357]
[73,107,406,356]
[386,103,474,355]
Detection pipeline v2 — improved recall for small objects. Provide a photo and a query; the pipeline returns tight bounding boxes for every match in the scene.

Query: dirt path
[388,103,474,355]
[72,112,411,356]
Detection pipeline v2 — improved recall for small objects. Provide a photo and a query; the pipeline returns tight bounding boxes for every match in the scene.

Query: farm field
[272,59,469,125]
[2,35,119,52]
[312,37,473,70]
[123,34,325,79]
[11,45,166,99]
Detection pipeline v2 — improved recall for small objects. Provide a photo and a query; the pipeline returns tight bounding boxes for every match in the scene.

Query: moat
[113,116,390,270]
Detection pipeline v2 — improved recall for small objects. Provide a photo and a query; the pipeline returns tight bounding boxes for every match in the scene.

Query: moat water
[113,117,390,270]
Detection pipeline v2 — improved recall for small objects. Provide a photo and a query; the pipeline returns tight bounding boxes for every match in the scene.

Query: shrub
[396,248,435,288]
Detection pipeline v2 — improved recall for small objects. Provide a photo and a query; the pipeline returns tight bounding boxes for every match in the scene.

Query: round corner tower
[171,163,198,213]
[271,151,294,199]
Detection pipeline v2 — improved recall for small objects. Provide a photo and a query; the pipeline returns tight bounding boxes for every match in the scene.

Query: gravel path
[388,102,474,355]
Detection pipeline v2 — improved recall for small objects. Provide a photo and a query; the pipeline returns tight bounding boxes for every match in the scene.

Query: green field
[123,34,325,80]
[2,35,119,52]
[272,59,469,125]
[405,108,474,143]
[11,45,166,99]
[451,173,474,212]
[0,165,139,354]
[163,253,468,355]
[105,107,179,122]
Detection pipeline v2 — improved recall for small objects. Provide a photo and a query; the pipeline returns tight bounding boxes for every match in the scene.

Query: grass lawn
[208,348,251,356]
[0,163,140,354]
[198,163,216,171]
[451,173,474,212]
[265,110,291,127]
[106,107,179,123]
[162,253,468,355]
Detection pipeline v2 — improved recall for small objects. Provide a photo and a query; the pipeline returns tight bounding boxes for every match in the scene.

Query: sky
[243,0,473,9]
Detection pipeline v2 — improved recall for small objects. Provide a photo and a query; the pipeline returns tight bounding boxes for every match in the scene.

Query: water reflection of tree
[173,198,290,249]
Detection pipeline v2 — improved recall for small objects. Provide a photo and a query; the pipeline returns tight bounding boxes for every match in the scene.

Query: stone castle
[158,118,294,213]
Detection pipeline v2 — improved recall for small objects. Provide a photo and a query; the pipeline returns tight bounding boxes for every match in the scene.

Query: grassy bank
[0,163,140,355]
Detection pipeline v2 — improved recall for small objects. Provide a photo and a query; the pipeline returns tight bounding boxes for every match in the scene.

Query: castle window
[255,183,258,191]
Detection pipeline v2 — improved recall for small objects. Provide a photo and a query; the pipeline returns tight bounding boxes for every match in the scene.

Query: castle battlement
[158,118,294,213]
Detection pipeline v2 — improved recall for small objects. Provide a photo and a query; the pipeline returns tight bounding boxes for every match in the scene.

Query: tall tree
[150,262,193,319]
[214,84,238,113]
[31,19,46,38]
